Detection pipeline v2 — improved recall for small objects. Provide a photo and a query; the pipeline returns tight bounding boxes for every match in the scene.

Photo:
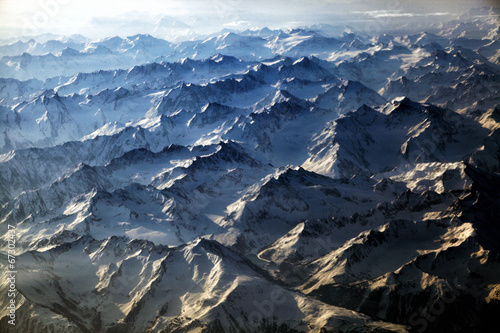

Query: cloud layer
[0,0,496,38]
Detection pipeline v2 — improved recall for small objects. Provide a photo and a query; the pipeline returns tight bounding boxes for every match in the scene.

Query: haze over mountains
[1,0,499,40]
[0,6,499,333]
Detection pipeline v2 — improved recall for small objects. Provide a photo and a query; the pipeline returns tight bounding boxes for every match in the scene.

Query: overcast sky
[0,0,497,38]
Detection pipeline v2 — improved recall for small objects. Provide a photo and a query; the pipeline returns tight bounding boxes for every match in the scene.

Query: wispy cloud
[352,10,451,19]
[0,0,494,38]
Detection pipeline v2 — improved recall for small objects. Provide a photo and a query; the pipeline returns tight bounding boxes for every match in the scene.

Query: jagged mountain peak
[270,165,334,185]
[13,233,407,332]
[209,53,240,64]
[179,237,242,262]
[82,44,113,55]
[1,18,498,333]
[384,96,424,115]
[59,47,81,57]
[189,140,262,170]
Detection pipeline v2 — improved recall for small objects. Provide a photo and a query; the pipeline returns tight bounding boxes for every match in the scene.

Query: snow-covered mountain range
[1,7,499,333]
